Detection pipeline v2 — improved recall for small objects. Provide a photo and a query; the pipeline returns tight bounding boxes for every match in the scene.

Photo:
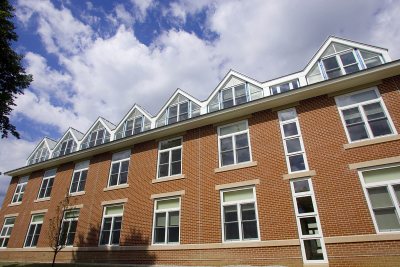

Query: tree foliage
[0,0,32,138]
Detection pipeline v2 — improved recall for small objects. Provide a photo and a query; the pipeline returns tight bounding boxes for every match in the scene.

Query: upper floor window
[335,88,395,143]
[24,214,44,247]
[53,133,76,157]
[108,150,130,187]
[81,123,111,149]
[38,169,56,199]
[220,187,260,242]
[360,50,384,68]
[157,138,182,178]
[156,94,201,127]
[28,144,50,165]
[0,217,16,248]
[359,165,400,232]
[115,109,152,140]
[152,197,180,244]
[59,209,80,246]
[208,83,263,112]
[270,79,299,95]
[99,205,123,246]
[69,161,89,194]
[218,121,252,167]
[12,176,28,204]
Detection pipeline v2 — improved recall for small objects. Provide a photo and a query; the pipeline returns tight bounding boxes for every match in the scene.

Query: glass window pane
[160,139,181,150]
[242,221,258,239]
[283,122,298,137]
[236,148,250,163]
[220,137,233,152]
[109,174,118,186]
[234,84,247,105]
[158,164,169,177]
[220,121,247,136]
[119,172,128,184]
[221,151,234,166]
[365,57,382,68]
[155,213,166,227]
[105,205,123,216]
[336,90,378,107]
[342,107,363,125]
[154,228,165,243]
[75,161,89,171]
[364,102,386,120]
[303,239,324,260]
[110,163,120,175]
[369,119,392,137]
[347,124,369,141]
[225,222,239,240]
[171,162,181,175]
[235,133,249,149]
[289,154,306,172]
[168,227,179,243]
[32,215,44,223]
[323,56,339,70]
[293,180,310,193]
[112,150,130,161]
[300,217,319,235]
[286,138,302,153]
[157,198,180,210]
[340,52,357,65]
[279,109,297,122]
[159,152,169,164]
[326,69,342,79]
[223,189,254,202]
[280,83,291,93]
[363,167,400,184]
[344,64,360,74]
[169,211,179,226]
[367,187,394,208]
[373,208,400,231]
[241,203,256,220]
[171,149,181,162]
[296,196,314,214]
[224,205,238,222]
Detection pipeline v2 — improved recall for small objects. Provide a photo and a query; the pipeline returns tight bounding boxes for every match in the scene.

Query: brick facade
[0,75,400,266]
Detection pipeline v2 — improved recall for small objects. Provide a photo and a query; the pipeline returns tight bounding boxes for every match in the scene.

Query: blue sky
[1,0,400,206]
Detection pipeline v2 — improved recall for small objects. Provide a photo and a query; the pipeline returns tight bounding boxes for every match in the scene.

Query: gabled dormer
[26,137,57,165]
[52,128,84,158]
[155,89,202,127]
[114,104,152,140]
[305,36,390,84]
[207,70,264,112]
[80,117,115,149]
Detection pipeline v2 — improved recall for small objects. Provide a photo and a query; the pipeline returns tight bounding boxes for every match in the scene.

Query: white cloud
[114,4,135,27]
[130,0,153,21]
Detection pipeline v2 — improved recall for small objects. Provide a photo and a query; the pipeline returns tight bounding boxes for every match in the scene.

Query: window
[157,138,182,178]
[11,176,28,203]
[24,214,44,247]
[360,50,383,68]
[270,79,299,95]
[59,210,79,246]
[99,205,123,246]
[124,116,144,137]
[322,50,361,79]
[0,217,15,248]
[108,150,130,187]
[220,187,259,242]
[335,88,395,142]
[290,178,327,263]
[29,145,50,165]
[53,133,76,157]
[278,108,308,173]
[359,166,400,232]
[152,197,180,244]
[218,120,252,167]
[115,111,152,140]
[38,169,56,199]
[80,123,111,149]
[69,161,89,194]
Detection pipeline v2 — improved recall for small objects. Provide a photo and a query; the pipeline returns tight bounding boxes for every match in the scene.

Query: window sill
[70,191,86,197]
[103,184,129,192]
[34,197,50,203]
[214,161,257,173]
[282,170,317,180]
[343,134,400,149]
[152,174,186,184]
[8,202,21,207]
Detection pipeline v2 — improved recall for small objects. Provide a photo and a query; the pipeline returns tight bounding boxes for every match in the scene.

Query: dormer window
[28,144,50,165]
[270,80,299,95]
[81,122,111,149]
[53,132,77,157]
[115,108,151,140]
[360,50,384,68]
[156,94,200,127]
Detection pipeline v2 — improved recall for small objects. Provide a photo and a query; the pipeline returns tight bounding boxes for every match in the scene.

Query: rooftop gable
[26,137,57,165]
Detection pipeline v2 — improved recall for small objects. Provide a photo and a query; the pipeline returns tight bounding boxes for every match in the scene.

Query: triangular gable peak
[52,128,84,158]
[27,137,56,165]
[80,118,114,149]
[155,89,203,127]
[205,70,264,113]
[303,36,390,85]
[114,104,153,140]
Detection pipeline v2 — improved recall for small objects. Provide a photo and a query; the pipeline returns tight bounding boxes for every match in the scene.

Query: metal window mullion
[117,161,122,185]
[359,104,374,138]
[165,211,170,243]
[237,203,243,241]
[231,135,238,164]
[168,148,173,176]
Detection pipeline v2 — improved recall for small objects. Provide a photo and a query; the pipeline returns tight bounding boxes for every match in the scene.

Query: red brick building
[1,36,400,266]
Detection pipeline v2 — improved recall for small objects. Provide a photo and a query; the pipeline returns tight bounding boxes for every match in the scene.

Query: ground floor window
[24,214,44,247]
[99,205,123,246]
[153,197,180,244]
[0,217,16,247]
[59,210,80,246]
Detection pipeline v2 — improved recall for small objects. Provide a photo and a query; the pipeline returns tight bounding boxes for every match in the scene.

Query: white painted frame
[156,137,183,179]
[357,164,400,234]
[167,100,190,125]
[335,87,397,143]
[278,108,309,173]
[107,150,131,187]
[37,169,57,200]
[0,217,16,248]
[23,214,44,248]
[11,176,28,204]
[270,79,300,95]
[151,197,181,245]
[290,178,328,264]
[98,204,124,246]
[59,209,80,247]
[217,120,252,168]
[69,161,89,194]
[219,186,261,243]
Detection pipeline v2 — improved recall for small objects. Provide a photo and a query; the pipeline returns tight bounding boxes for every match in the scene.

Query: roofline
[6,60,400,177]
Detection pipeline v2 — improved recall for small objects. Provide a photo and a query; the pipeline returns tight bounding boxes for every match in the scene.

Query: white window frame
[24,214,44,248]
[37,169,56,199]
[270,79,299,95]
[156,137,183,178]
[320,49,362,79]
[69,161,89,194]
[220,83,249,109]
[59,209,80,247]
[0,217,16,248]
[167,101,190,125]
[217,120,252,168]
[335,88,396,143]
[290,178,328,264]
[30,146,49,164]
[11,176,28,204]
[278,108,309,173]
[99,204,124,246]
[358,164,400,234]
[107,150,130,187]
[124,115,144,137]
[219,186,260,243]
[152,197,181,245]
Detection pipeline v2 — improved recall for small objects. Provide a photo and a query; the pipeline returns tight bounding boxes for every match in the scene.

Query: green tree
[0,0,32,138]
